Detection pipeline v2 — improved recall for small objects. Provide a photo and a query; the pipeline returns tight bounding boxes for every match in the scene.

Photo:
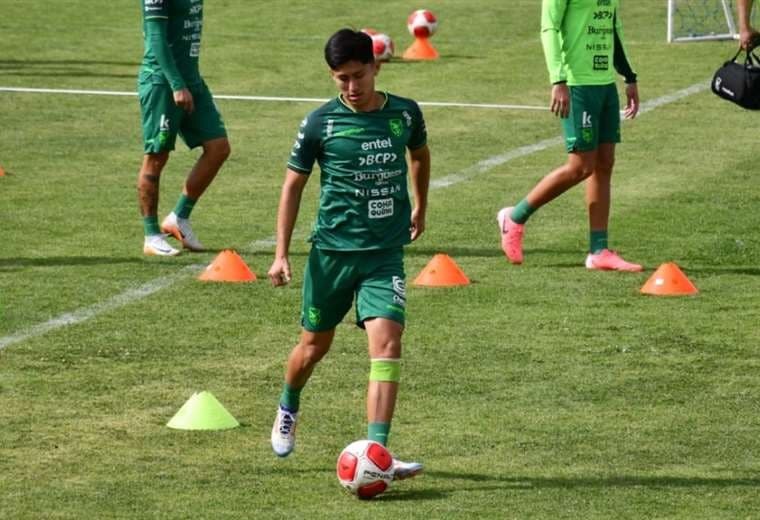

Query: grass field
[2,1,760,518]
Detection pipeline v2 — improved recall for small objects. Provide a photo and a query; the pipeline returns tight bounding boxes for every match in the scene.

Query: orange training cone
[413,253,470,287]
[403,37,439,60]
[0,165,5,176]
[640,262,698,296]
[198,249,256,282]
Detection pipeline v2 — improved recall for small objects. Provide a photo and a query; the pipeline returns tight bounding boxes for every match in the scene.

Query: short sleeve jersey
[288,93,427,251]
[140,0,203,86]
[541,0,634,85]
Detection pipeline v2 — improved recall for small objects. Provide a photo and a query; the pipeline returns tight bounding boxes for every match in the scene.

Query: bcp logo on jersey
[144,0,164,10]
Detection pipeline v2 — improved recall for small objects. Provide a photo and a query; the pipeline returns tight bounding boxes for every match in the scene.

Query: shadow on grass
[683,266,760,277]
[0,58,138,80]
[426,470,760,490]
[0,59,139,67]
[0,256,145,269]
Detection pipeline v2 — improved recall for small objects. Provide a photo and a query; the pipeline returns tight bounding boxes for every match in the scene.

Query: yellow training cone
[167,391,240,431]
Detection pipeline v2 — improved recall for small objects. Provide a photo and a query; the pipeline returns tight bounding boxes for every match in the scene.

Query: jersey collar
[338,91,389,113]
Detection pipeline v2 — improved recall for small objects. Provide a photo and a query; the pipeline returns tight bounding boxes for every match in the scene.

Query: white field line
[0,81,709,350]
[430,81,710,189]
[0,86,547,111]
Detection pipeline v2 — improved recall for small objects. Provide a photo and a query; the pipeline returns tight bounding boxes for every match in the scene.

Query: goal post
[667,0,745,42]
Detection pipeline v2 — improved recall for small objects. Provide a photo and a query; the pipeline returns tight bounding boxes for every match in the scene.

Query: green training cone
[167,391,240,431]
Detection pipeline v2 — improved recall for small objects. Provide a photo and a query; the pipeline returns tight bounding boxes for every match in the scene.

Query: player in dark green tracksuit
[498,0,643,272]
[268,29,429,481]
[137,0,230,256]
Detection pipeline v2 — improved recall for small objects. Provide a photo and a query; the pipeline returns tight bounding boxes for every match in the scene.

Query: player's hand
[173,88,194,113]
[410,208,426,241]
[268,257,292,287]
[624,82,639,119]
[740,26,760,50]
[550,83,570,118]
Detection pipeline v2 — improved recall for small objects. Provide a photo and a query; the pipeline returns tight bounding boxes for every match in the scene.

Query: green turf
[1,1,759,518]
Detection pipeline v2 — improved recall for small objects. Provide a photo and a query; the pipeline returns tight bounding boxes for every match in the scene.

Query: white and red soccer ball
[336,440,394,499]
[407,9,438,39]
[361,28,395,61]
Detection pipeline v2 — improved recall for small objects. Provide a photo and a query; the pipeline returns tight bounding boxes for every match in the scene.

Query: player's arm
[408,144,430,241]
[268,169,309,286]
[541,0,570,117]
[738,0,759,49]
[613,12,639,119]
[144,18,194,112]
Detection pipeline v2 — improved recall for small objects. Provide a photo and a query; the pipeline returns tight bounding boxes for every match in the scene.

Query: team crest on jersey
[389,119,403,137]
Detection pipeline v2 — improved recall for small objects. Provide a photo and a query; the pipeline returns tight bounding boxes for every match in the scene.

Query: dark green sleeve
[287,112,321,175]
[145,19,186,91]
[407,102,427,150]
[613,12,637,84]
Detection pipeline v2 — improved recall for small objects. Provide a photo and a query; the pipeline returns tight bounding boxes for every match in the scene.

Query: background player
[498,0,642,271]
[267,29,430,480]
[138,0,230,256]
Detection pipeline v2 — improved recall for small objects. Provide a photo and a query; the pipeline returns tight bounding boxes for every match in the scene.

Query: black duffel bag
[712,46,760,109]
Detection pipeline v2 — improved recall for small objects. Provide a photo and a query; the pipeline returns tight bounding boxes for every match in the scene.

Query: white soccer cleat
[143,234,181,257]
[392,458,423,480]
[161,212,205,251]
[271,406,298,458]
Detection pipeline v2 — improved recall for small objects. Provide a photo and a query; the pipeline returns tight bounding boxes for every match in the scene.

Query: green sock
[279,383,302,413]
[174,194,197,219]
[143,216,160,236]
[368,422,391,446]
[510,198,537,224]
[590,230,608,254]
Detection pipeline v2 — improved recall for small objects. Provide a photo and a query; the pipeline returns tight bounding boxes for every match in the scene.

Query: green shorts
[562,83,621,153]
[301,247,406,332]
[138,79,227,154]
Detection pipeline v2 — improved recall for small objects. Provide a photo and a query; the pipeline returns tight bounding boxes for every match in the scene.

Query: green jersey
[140,0,203,90]
[541,0,637,86]
[288,93,427,251]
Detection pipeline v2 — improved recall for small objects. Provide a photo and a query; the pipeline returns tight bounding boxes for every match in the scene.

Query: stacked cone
[403,37,439,60]
[413,254,470,287]
[198,249,256,282]
[640,262,698,296]
[167,391,240,430]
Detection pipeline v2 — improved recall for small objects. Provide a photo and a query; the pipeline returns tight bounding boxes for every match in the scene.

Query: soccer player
[497,0,642,271]
[137,0,230,256]
[268,29,430,481]
[738,0,760,49]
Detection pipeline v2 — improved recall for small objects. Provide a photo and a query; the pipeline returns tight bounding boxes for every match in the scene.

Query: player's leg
[498,150,597,264]
[272,248,355,457]
[138,81,182,256]
[584,84,642,272]
[356,248,421,479]
[271,328,335,457]
[163,82,230,251]
[498,85,600,264]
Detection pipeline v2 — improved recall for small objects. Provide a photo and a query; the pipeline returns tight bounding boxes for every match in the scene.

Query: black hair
[324,29,374,70]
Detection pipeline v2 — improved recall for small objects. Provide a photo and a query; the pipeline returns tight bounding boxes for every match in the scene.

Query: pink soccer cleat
[585,249,643,272]
[497,207,524,264]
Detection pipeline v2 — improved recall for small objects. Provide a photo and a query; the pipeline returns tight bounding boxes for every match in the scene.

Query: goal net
[667,0,754,42]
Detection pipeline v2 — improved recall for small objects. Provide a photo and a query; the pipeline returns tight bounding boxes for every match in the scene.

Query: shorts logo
[581,111,593,143]
[392,276,406,306]
[389,119,403,137]
[159,114,170,145]
[368,198,394,219]
[307,306,321,326]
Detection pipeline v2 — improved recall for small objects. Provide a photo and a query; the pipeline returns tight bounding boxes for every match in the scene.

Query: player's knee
[372,338,402,359]
[143,152,169,172]
[205,139,231,163]
[297,341,330,366]
[567,162,595,182]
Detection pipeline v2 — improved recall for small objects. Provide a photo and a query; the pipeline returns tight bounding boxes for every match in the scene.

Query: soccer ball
[371,33,394,61]
[336,440,394,499]
[407,9,438,39]
[362,29,394,61]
